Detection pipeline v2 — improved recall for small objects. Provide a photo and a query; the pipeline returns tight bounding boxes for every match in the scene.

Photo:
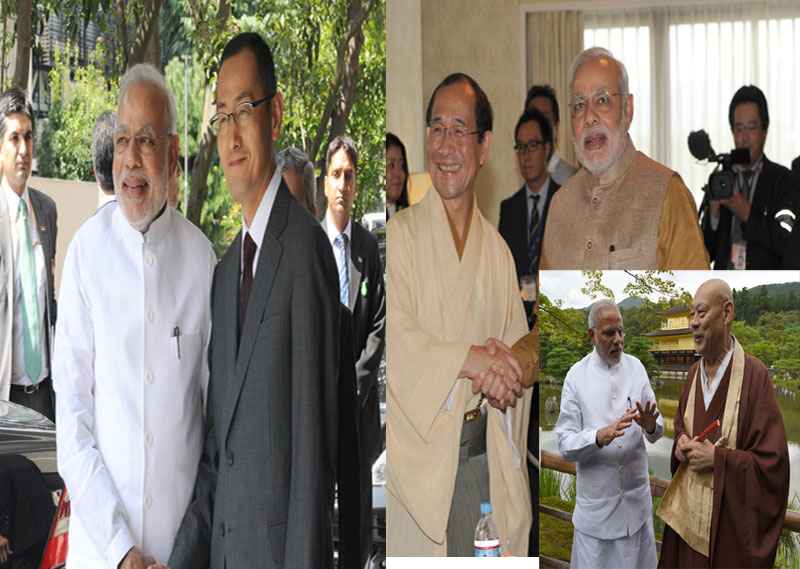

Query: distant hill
[741,282,800,298]
[578,296,643,313]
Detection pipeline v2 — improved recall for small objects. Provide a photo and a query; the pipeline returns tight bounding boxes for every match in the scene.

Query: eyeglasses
[427,121,480,144]
[210,95,275,136]
[514,139,546,154]
[599,327,625,339]
[569,90,624,118]
[114,133,172,155]
[733,121,764,134]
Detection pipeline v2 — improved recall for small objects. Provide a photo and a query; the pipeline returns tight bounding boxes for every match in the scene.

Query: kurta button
[617,440,622,448]
[145,432,153,446]
[220,523,226,537]
[591,196,599,205]
[621,491,626,497]
[586,240,593,250]
[145,370,153,384]
[227,452,234,466]
[144,494,152,508]
[145,254,153,267]
[146,308,153,322]
[612,392,617,399]
[620,465,624,472]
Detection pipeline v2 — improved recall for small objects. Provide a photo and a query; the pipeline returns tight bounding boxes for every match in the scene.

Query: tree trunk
[187,85,217,226]
[126,0,162,69]
[13,0,32,90]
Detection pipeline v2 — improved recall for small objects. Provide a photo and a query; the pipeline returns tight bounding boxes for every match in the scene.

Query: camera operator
[700,85,799,269]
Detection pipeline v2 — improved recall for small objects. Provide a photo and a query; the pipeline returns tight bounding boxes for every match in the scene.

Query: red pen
[694,419,720,442]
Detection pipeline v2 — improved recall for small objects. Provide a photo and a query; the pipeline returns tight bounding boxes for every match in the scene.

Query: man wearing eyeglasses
[699,85,799,269]
[54,64,216,569]
[556,299,663,569]
[499,107,560,281]
[163,32,340,569]
[541,47,709,270]
[387,72,533,557]
[0,87,57,422]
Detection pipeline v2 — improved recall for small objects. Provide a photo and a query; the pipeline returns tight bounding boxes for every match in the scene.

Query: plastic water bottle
[474,502,500,557]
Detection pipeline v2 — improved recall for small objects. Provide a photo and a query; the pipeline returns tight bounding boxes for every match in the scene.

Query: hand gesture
[0,534,12,564]
[633,400,660,434]
[674,433,691,463]
[685,438,715,473]
[120,547,155,569]
[596,411,636,447]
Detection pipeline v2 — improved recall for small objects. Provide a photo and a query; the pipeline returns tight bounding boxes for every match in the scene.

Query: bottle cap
[480,502,492,515]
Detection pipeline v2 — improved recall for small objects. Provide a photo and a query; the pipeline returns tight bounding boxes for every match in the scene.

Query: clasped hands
[675,433,715,473]
[595,400,660,448]
[462,338,523,411]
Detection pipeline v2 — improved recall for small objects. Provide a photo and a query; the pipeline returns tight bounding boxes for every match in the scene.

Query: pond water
[540,378,800,501]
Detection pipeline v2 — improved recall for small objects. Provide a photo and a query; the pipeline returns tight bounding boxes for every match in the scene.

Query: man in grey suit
[163,32,340,569]
[322,135,386,565]
[525,84,578,186]
[0,87,57,422]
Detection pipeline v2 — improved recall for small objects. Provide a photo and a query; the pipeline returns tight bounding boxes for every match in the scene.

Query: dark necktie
[527,194,541,274]
[239,232,257,336]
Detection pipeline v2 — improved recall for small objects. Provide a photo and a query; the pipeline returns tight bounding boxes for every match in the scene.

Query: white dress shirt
[3,180,47,386]
[54,203,216,568]
[240,167,281,281]
[525,176,551,236]
[700,336,734,410]
[556,348,664,540]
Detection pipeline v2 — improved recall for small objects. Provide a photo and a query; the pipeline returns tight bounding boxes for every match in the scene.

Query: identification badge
[732,241,746,270]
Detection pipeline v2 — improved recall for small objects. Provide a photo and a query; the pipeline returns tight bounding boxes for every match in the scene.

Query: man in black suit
[0,87,57,422]
[322,135,386,566]
[700,85,799,269]
[166,33,340,569]
[499,107,560,282]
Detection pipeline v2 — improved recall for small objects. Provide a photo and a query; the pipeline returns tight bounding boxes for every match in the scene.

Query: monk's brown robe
[659,353,790,568]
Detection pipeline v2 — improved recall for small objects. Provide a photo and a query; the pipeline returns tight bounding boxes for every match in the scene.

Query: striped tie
[527,194,541,274]
[334,233,350,308]
[18,199,42,385]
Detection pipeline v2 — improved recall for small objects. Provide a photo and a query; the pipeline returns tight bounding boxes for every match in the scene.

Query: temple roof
[657,303,689,316]
[643,327,692,338]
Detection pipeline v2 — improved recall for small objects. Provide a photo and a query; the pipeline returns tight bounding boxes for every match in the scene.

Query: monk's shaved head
[691,278,735,359]
[694,278,733,308]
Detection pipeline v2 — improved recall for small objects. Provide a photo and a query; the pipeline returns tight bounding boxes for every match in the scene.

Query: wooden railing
[541,450,800,532]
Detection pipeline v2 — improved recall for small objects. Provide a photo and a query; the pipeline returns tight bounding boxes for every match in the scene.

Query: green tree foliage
[625,335,661,380]
[38,41,118,181]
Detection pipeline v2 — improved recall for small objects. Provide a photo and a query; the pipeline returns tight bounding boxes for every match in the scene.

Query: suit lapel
[348,224,363,310]
[222,183,289,435]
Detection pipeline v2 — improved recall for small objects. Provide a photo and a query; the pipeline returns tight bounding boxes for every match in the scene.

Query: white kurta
[386,189,531,556]
[54,204,216,568]
[556,349,663,542]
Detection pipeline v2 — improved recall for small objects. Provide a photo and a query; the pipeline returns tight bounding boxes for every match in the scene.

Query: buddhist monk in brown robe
[658,278,789,568]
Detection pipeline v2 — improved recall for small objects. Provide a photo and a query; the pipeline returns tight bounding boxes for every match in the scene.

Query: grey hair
[588,299,619,329]
[568,47,629,98]
[118,63,178,135]
[278,147,316,211]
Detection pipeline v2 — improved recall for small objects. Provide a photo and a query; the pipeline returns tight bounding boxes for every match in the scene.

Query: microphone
[688,130,716,161]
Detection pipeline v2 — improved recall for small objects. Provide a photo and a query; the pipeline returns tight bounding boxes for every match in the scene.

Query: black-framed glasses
[426,121,480,144]
[114,133,172,155]
[569,90,624,118]
[514,139,546,154]
[210,95,275,135]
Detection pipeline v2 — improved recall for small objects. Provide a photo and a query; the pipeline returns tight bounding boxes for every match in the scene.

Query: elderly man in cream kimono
[386,72,533,557]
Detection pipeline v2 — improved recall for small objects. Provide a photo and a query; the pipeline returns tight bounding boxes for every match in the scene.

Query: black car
[0,401,68,569]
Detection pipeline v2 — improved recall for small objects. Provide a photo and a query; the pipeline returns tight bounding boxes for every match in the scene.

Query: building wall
[661,314,689,329]
[651,334,695,351]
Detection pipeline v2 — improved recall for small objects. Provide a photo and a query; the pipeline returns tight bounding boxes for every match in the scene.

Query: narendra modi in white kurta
[54,204,216,568]
[556,349,664,568]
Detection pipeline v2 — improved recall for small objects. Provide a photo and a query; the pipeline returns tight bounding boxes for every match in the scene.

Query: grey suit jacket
[170,181,340,569]
[0,187,57,399]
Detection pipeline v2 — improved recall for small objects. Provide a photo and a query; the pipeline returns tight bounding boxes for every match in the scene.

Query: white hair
[118,63,178,135]
[588,299,619,329]
[278,147,316,210]
[568,47,629,98]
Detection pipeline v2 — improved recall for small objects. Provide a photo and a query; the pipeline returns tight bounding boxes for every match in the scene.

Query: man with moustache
[54,64,216,569]
[387,72,533,557]
[524,84,577,185]
[541,47,709,269]
[499,107,560,281]
[0,88,58,421]
[165,32,340,569]
[658,279,789,568]
[699,85,799,269]
[556,299,663,569]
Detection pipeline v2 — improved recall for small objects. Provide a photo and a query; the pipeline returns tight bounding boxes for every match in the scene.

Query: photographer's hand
[720,188,751,223]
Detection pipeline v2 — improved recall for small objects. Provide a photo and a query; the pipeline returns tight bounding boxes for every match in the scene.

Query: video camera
[687,130,750,200]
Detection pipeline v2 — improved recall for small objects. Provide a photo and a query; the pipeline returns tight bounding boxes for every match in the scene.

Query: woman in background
[386,132,409,218]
